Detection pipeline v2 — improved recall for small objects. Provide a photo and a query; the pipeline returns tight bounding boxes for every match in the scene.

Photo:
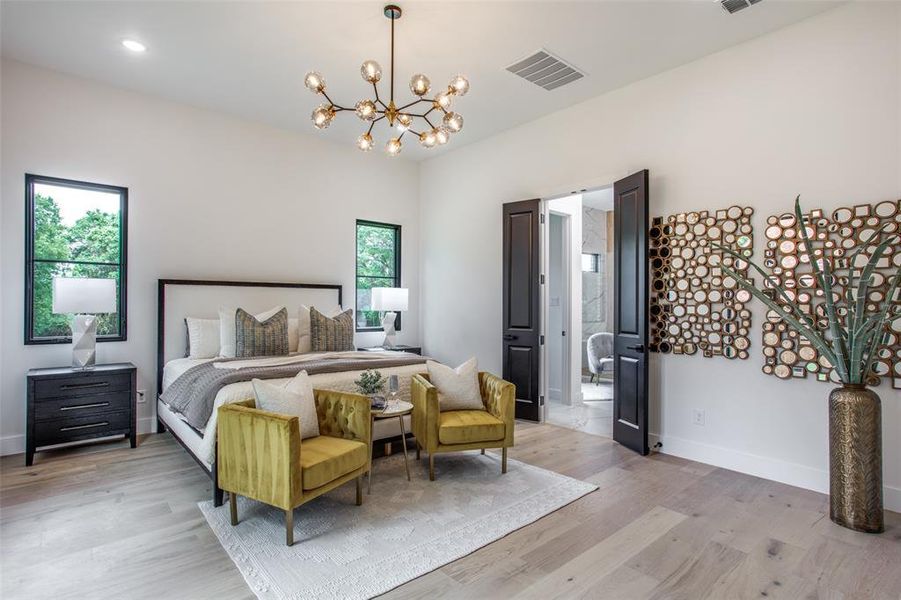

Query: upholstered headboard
[156,279,343,393]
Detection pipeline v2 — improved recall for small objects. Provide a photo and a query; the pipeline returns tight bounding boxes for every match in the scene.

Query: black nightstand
[26,363,137,466]
[358,345,422,355]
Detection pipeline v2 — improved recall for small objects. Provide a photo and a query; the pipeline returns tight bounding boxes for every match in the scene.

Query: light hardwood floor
[2,423,899,599]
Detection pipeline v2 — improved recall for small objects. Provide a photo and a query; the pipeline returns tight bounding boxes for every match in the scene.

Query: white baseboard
[0,434,25,456]
[656,433,901,513]
[0,417,158,457]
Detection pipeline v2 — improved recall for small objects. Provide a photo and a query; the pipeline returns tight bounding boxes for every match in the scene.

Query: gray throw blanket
[161,354,427,430]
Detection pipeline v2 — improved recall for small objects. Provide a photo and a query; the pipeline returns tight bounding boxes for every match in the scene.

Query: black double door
[502,170,649,455]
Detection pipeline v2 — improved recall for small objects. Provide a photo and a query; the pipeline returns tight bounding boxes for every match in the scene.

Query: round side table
[368,399,413,494]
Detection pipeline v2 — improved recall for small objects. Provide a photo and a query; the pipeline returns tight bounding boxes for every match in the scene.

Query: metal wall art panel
[649,205,754,359]
[760,200,901,388]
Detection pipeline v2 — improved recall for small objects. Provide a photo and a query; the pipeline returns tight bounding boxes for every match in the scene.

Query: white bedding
[160,352,426,466]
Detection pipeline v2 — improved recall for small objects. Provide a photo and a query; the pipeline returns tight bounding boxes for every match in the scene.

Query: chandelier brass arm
[303,4,468,156]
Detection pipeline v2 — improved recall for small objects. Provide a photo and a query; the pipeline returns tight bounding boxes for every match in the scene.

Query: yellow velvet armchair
[410,371,515,480]
[217,389,371,546]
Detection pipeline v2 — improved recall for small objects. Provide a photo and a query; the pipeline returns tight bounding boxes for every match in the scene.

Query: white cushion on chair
[427,358,485,412]
[252,371,320,440]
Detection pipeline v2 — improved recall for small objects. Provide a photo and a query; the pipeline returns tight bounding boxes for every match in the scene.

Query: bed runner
[161,353,427,430]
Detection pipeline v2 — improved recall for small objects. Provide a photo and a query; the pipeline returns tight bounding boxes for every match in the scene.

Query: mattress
[160,353,425,466]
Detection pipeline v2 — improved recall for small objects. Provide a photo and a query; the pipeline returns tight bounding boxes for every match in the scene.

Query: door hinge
[540,273,545,285]
[540,335,545,345]
[539,395,545,405]
[540,213,545,224]
[562,330,566,337]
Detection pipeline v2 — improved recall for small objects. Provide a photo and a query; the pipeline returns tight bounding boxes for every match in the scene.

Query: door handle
[626,344,646,352]
[503,334,518,341]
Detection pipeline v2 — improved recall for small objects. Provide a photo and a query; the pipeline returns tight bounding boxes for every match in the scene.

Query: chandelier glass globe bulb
[312,104,334,129]
[396,113,413,132]
[357,133,374,152]
[355,99,378,121]
[449,75,470,96]
[443,111,463,133]
[409,73,431,96]
[434,90,453,110]
[360,60,382,83]
[435,127,450,145]
[419,129,437,148]
[386,137,403,156]
[304,72,325,94]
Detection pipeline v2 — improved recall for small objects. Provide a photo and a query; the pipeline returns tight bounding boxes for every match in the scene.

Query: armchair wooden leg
[416,443,421,461]
[429,454,435,481]
[481,448,485,455]
[286,509,294,547]
[356,476,363,506]
[229,492,238,526]
[502,447,508,474]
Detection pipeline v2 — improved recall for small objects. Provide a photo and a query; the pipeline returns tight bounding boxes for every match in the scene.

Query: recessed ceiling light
[121,39,147,53]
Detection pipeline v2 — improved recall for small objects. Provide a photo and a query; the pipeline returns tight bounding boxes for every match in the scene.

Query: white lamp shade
[52,277,117,314]
[370,287,408,312]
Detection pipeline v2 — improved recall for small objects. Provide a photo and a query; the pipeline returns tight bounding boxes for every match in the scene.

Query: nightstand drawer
[34,411,132,446]
[33,392,131,422]
[34,373,132,399]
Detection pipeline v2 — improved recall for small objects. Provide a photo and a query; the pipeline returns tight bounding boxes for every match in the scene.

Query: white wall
[419,3,901,509]
[0,60,421,452]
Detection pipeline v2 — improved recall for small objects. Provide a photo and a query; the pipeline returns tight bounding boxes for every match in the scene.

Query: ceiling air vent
[506,49,584,91]
[720,0,763,14]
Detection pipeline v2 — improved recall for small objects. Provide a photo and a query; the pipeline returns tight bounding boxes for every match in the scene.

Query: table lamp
[52,277,117,369]
[370,287,408,348]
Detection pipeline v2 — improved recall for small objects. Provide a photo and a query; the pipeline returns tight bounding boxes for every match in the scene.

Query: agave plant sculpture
[716,196,900,387]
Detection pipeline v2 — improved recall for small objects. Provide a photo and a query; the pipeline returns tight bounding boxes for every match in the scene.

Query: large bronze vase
[829,384,884,533]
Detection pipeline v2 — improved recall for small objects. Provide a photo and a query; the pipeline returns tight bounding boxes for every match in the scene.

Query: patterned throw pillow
[235,307,289,358]
[310,307,355,352]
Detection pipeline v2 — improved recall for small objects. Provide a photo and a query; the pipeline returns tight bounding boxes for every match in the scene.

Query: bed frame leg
[156,417,167,434]
[213,486,224,507]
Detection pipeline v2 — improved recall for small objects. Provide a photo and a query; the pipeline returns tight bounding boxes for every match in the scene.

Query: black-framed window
[25,174,128,344]
[355,220,401,332]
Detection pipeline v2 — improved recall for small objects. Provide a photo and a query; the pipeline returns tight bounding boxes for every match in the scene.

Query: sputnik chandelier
[303,4,469,156]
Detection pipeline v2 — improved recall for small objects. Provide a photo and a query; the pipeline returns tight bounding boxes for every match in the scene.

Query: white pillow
[185,317,220,359]
[427,358,484,412]
[219,305,286,358]
[251,372,319,440]
[298,304,344,354]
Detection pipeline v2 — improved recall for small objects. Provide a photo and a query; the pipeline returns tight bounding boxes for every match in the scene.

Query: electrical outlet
[691,408,706,426]
[137,389,146,404]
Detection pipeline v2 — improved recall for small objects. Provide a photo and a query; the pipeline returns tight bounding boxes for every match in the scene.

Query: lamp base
[381,311,397,348]
[71,314,98,370]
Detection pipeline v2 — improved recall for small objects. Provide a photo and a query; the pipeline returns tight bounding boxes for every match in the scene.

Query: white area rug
[199,451,597,600]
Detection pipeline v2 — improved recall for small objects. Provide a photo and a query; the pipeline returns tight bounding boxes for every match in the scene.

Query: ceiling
[1,1,841,161]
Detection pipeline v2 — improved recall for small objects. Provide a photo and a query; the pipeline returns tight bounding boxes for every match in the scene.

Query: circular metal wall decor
[649,205,754,359]
[761,199,901,388]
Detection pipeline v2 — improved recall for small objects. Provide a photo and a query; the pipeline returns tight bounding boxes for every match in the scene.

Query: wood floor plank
[513,505,688,599]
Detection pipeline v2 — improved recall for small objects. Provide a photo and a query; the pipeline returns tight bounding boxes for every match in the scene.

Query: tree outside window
[355,220,401,331]
[26,175,127,343]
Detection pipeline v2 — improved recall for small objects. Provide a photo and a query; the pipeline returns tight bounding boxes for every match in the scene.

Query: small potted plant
[355,370,388,410]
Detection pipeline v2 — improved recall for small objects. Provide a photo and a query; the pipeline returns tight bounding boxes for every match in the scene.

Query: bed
[156,279,428,506]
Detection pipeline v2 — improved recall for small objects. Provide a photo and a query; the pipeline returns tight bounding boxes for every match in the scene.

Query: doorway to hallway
[543,187,615,438]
